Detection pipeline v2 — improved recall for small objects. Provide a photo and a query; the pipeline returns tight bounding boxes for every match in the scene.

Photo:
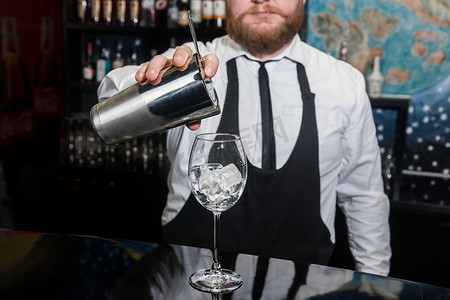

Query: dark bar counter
[1,229,449,300]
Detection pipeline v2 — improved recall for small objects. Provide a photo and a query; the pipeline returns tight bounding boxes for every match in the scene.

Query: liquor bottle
[91,0,101,24]
[129,0,141,26]
[154,0,168,28]
[202,0,213,28]
[96,48,111,83]
[140,0,155,27]
[213,0,225,29]
[167,0,178,28]
[368,56,384,98]
[130,47,138,65]
[177,0,189,28]
[34,17,59,86]
[0,17,33,108]
[126,41,139,65]
[102,0,113,25]
[339,39,348,61]
[77,0,88,23]
[82,41,95,82]
[112,39,124,69]
[116,0,127,26]
[34,17,59,117]
[170,36,176,48]
[190,0,202,27]
[33,17,61,159]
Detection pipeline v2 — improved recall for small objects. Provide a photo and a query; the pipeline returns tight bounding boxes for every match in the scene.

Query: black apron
[162,58,333,264]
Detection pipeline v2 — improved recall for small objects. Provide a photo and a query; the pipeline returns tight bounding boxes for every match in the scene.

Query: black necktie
[258,62,276,170]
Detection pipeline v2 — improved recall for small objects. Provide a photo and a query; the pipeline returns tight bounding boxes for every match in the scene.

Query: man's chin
[247,21,281,34]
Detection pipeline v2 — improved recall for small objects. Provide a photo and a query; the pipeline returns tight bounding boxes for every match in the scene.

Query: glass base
[189,268,243,294]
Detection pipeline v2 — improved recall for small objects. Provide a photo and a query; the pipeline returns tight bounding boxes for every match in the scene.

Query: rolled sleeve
[97,65,141,102]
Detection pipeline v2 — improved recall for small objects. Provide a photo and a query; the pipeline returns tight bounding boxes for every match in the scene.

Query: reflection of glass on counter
[110,244,302,299]
[111,244,450,300]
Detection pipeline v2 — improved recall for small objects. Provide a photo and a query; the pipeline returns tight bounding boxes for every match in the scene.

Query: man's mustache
[241,4,289,19]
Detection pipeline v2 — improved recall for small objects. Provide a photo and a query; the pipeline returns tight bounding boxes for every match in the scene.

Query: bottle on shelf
[34,17,59,117]
[82,41,95,83]
[177,0,189,28]
[112,39,124,69]
[96,48,111,83]
[116,0,127,26]
[167,0,178,28]
[0,17,35,147]
[33,17,61,159]
[154,0,169,28]
[202,0,213,28]
[367,56,384,98]
[0,17,33,108]
[126,39,140,65]
[140,0,155,27]
[169,36,176,48]
[213,0,225,29]
[77,0,88,23]
[130,47,138,65]
[102,0,113,25]
[129,0,141,26]
[91,0,101,24]
[338,39,348,62]
[190,0,203,27]
[34,17,59,87]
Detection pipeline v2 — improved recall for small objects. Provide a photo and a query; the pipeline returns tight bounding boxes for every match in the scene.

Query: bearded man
[98,0,391,276]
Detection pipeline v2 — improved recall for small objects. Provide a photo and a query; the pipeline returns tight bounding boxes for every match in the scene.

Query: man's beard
[226,3,304,58]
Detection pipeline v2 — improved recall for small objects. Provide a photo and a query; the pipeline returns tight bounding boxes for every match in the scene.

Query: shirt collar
[221,34,305,64]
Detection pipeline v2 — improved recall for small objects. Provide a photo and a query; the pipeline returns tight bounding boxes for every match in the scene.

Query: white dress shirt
[97,34,391,276]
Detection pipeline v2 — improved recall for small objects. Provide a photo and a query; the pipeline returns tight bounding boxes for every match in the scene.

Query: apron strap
[217,58,239,134]
[297,63,312,95]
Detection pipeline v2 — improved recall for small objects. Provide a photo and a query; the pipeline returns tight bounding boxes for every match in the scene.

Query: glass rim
[195,132,241,142]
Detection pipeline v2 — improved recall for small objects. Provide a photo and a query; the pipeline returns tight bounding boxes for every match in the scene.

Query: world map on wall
[306,0,449,95]
[307,0,450,205]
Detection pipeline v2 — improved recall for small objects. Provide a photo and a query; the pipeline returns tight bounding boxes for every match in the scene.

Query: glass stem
[212,212,222,272]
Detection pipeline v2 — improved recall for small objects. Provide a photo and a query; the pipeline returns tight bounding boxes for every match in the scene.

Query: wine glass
[188,133,247,294]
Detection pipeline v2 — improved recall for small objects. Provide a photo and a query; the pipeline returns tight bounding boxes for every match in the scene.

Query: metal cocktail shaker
[90,53,220,145]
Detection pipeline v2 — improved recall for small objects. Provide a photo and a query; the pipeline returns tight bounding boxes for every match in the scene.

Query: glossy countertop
[0,229,449,300]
